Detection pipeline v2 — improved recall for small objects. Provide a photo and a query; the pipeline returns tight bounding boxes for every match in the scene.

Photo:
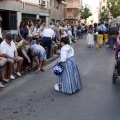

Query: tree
[99,9,109,22]
[79,5,92,23]
[107,0,120,18]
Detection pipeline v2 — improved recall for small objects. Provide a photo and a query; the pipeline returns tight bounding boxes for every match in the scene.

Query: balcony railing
[65,14,80,19]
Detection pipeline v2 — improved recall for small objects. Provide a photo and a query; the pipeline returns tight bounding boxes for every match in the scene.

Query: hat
[89,25,93,29]
[0,57,6,67]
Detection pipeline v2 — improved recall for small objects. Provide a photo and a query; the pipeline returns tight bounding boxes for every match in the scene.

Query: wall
[0,1,49,15]
[49,0,64,23]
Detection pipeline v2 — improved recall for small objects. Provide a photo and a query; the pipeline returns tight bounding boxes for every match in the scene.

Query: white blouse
[60,44,74,62]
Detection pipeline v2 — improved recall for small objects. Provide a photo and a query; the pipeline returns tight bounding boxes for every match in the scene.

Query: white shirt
[33,27,40,38]
[1,40,16,57]
[60,44,74,62]
[97,24,106,31]
[68,30,72,36]
[41,28,55,39]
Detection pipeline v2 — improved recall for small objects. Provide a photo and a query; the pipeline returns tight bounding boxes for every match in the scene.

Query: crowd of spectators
[0,17,85,88]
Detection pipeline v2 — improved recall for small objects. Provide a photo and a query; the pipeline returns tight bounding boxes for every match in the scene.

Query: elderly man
[0,33,23,79]
[29,44,46,72]
[41,27,55,59]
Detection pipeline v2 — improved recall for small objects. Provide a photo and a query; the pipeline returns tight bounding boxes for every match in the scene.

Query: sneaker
[54,84,59,91]
[15,72,21,77]
[1,78,9,83]
[10,75,15,80]
[0,83,4,88]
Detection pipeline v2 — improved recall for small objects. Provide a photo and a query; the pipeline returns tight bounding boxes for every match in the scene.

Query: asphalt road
[0,36,120,120]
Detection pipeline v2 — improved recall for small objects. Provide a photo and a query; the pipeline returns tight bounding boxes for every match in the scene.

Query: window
[22,13,36,24]
[39,16,46,24]
[0,10,17,30]
[102,6,105,9]
[51,19,55,23]
[9,11,17,30]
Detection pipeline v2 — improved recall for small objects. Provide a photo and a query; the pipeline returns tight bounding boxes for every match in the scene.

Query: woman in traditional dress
[86,25,94,47]
[54,37,82,94]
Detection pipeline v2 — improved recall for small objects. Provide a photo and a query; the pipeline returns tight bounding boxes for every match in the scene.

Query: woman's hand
[57,61,61,64]
[28,58,31,63]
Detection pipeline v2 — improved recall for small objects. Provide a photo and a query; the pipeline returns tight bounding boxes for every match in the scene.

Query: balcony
[65,0,80,8]
[65,14,80,20]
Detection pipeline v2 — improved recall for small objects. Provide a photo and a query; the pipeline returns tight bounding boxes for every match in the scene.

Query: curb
[21,52,59,75]
[1,53,60,86]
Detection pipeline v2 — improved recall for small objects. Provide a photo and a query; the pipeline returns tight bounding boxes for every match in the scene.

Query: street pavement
[0,36,120,120]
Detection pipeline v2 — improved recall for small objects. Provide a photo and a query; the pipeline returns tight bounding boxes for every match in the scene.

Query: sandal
[0,82,4,88]
[40,68,45,72]
[25,67,30,72]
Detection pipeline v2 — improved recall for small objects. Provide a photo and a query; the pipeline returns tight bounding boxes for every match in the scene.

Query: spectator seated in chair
[0,57,8,87]
[67,27,75,44]
[0,33,23,80]
[15,37,33,71]
[51,40,58,57]
[0,38,9,84]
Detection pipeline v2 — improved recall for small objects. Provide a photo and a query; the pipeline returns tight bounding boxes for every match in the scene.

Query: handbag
[53,63,64,75]
[0,57,6,67]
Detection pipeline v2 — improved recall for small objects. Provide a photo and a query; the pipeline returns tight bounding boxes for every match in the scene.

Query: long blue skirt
[57,57,82,94]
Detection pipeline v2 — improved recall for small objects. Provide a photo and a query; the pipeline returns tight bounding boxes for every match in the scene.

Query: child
[86,25,94,47]
[54,37,82,94]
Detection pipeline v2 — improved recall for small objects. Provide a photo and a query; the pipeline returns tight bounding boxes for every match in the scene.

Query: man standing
[109,24,119,49]
[41,27,55,59]
[77,24,82,38]
[1,33,23,79]
[97,22,106,49]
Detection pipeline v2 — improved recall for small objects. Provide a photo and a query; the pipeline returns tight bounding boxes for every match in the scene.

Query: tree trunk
[85,19,87,24]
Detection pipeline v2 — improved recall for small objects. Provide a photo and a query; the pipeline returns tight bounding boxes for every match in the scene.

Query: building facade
[49,0,65,23]
[0,0,65,34]
[64,0,82,24]
[99,0,120,24]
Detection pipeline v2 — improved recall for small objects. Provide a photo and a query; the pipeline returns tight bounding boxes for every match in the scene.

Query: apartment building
[0,0,65,34]
[64,0,82,24]
[99,0,120,24]
[49,0,65,23]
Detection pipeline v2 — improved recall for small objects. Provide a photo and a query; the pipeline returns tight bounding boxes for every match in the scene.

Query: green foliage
[79,5,92,22]
[99,9,109,22]
[90,19,94,24]
[107,0,120,18]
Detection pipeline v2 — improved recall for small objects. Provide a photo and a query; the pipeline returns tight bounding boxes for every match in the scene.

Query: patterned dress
[55,44,82,94]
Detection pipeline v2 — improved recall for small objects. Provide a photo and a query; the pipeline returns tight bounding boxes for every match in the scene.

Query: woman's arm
[22,50,31,63]
[18,27,24,40]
